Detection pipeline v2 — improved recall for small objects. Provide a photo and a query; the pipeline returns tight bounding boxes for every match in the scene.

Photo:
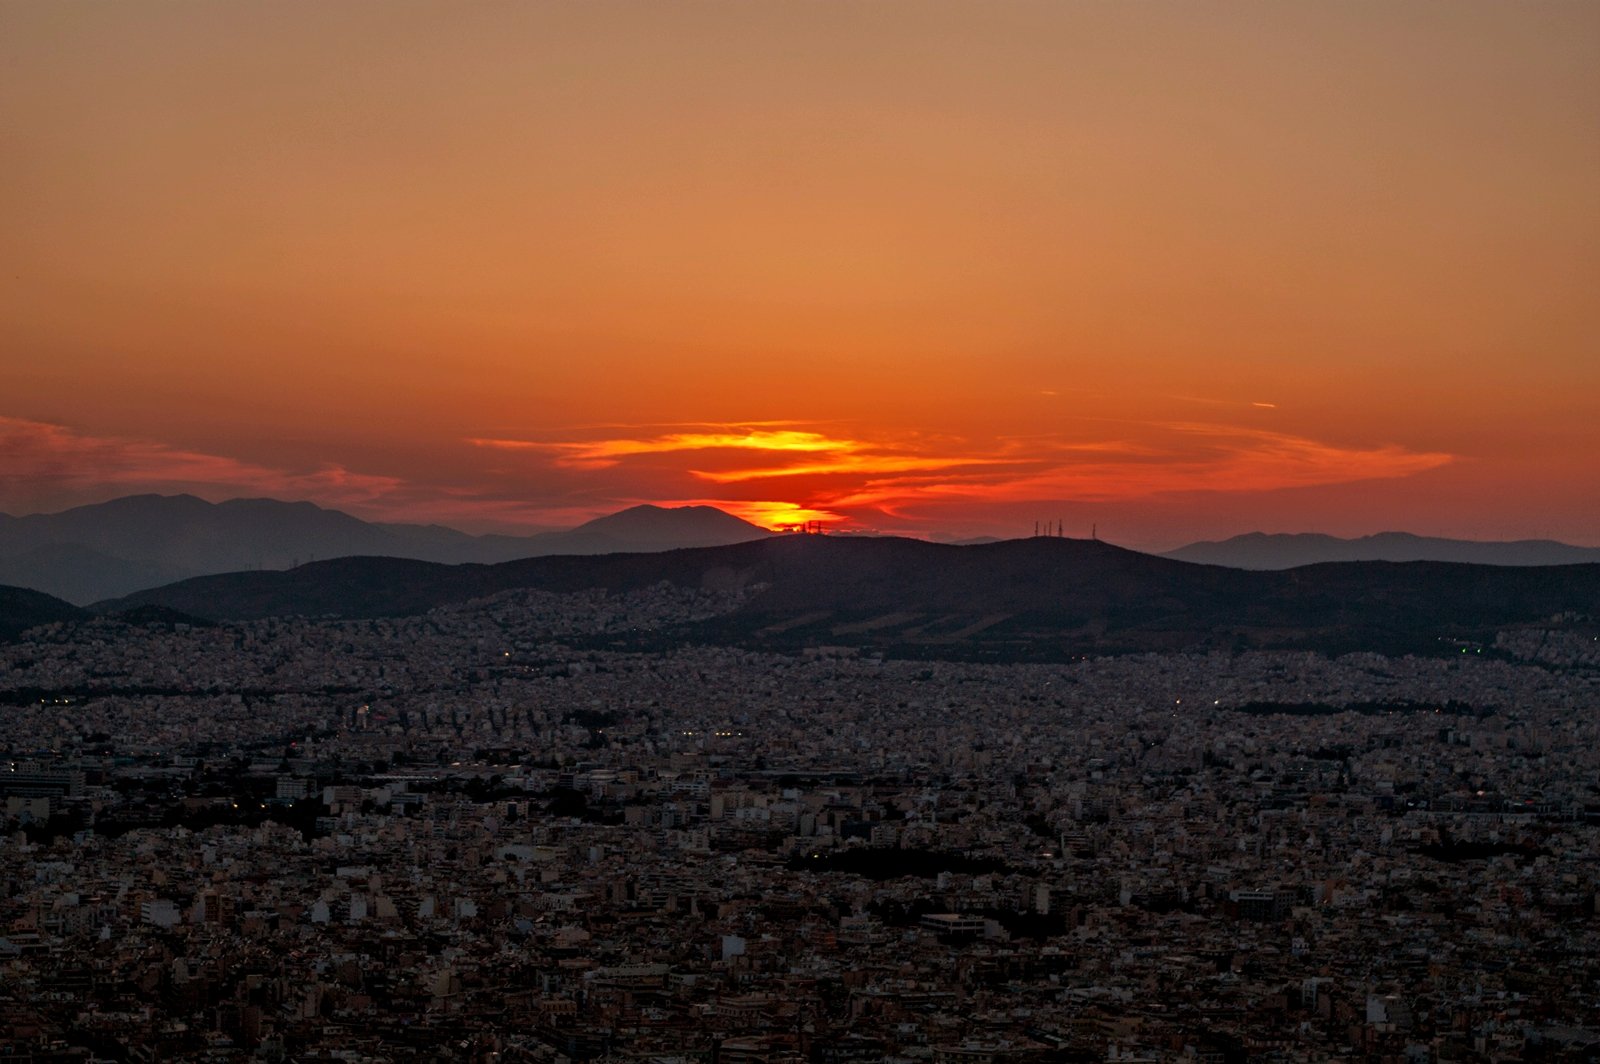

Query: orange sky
[3,2,1597,547]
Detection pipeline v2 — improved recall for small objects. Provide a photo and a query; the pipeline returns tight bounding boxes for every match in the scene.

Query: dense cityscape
[3,585,1598,1063]
[8,0,1597,1061]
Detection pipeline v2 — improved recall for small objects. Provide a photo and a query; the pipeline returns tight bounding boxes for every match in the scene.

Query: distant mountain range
[86,535,1600,660]
[0,494,772,604]
[1164,531,1600,570]
[4,494,1598,656]
[8,493,1594,607]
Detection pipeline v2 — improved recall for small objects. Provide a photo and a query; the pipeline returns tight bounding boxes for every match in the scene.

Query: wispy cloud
[690,453,1006,484]
[470,429,849,469]
[818,425,1452,513]
[0,416,406,508]
[2,414,1456,535]
[471,420,1455,530]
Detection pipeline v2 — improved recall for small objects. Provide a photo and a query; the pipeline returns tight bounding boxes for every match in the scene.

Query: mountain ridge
[94,535,1600,661]
[0,494,773,604]
[1165,530,1600,569]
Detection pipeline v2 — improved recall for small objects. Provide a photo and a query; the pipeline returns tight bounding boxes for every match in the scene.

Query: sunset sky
[3,1,1597,548]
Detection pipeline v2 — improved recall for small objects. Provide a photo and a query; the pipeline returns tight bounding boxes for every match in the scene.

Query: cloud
[0,416,429,518]
[471,420,1455,531]
[689,453,1009,484]
[472,426,1014,483]
[470,429,851,469]
[819,425,1453,515]
[2,414,1455,535]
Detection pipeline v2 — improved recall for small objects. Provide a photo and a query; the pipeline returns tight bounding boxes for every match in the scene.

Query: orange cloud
[691,453,1006,484]
[0,416,406,506]
[472,420,1454,533]
[819,425,1453,514]
[471,429,851,469]
[0,416,550,529]
[5,414,1455,538]
[474,426,1016,485]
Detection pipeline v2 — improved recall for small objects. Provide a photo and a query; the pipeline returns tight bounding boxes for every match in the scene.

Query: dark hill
[107,604,217,629]
[0,585,87,641]
[506,503,772,557]
[96,556,470,621]
[96,536,1600,659]
[569,503,770,546]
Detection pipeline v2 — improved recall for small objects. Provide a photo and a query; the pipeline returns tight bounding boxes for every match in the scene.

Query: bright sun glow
[712,500,843,530]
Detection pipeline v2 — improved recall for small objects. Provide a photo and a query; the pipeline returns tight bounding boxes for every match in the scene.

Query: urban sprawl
[4,585,1600,1063]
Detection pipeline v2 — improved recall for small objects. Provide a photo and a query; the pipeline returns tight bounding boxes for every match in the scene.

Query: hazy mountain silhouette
[517,503,775,555]
[98,535,1600,660]
[0,494,772,604]
[1165,531,1600,570]
[0,542,192,604]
